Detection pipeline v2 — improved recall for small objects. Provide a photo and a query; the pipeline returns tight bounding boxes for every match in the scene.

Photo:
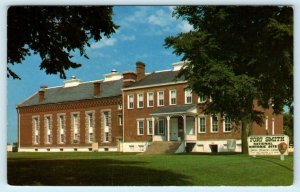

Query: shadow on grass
[8,158,192,186]
[180,152,244,156]
[255,157,293,172]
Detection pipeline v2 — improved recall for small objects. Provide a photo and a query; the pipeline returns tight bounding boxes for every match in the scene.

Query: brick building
[17,61,283,152]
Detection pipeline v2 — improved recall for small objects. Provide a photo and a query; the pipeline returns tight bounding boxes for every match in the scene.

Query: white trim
[118,114,123,126]
[147,92,154,107]
[128,94,134,109]
[223,116,232,133]
[147,118,154,135]
[197,94,207,103]
[157,91,164,107]
[210,115,219,133]
[137,93,144,108]
[198,116,206,133]
[137,119,145,135]
[185,88,192,104]
[265,116,269,131]
[169,89,177,105]
[122,81,187,91]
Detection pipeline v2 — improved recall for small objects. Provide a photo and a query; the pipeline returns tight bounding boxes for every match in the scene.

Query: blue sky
[7,6,193,143]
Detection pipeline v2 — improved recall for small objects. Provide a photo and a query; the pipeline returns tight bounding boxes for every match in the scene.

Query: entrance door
[170,118,178,141]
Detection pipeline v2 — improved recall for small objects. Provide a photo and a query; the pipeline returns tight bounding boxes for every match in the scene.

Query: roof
[150,104,197,116]
[17,79,123,108]
[126,70,186,89]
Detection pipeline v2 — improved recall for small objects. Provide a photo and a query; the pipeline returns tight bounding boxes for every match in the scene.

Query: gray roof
[17,79,123,108]
[151,104,196,115]
[127,70,185,88]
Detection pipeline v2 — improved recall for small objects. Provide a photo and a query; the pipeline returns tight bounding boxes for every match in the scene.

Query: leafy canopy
[8,6,119,79]
[165,6,293,123]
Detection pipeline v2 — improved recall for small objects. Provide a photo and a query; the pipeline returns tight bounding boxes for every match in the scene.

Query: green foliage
[7,6,119,79]
[165,6,293,122]
[283,111,293,144]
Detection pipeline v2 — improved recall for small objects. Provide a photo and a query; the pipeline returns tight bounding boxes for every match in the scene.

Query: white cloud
[90,38,117,49]
[120,35,136,41]
[177,21,194,32]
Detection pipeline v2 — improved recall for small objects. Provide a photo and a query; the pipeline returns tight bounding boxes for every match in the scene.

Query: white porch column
[152,117,155,136]
[272,117,275,135]
[183,115,186,140]
[194,116,198,136]
[167,116,170,141]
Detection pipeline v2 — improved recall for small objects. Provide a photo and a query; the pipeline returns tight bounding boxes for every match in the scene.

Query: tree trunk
[241,117,252,154]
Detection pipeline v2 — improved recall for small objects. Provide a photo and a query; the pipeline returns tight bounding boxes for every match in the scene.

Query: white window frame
[137,119,144,135]
[169,89,177,105]
[46,116,52,144]
[157,91,164,106]
[103,111,110,143]
[198,94,206,103]
[137,93,144,108]
[223,116,232,132]
[118,114,123,126]
[147,92,154,107]
[58,115,66,143]
[33,116,40,144]
[185,88,192,104]
[147,118,154,135]
[158,119,166,135]
[72,113,79,142]
[198,116,206,133]
[118,103,122,110]
[128,95,134,109]
[210,115,219,133]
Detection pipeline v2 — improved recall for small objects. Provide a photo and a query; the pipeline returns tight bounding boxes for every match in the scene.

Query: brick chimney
[136,61,145,81]
[38,86,47,102]
[93,82,101,97]
[122,72,137,87]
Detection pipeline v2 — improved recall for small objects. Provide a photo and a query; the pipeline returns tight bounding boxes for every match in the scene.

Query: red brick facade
[18,97,123,149]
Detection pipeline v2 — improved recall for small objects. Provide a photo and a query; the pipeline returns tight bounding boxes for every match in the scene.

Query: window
[211,115,218,133]
[147,92,154,107]
[46,116,52,144]
[118,103,122,110]
[86,112,95,143]
[72,113,79,142]
[33,117,39,144]
[147,119,153,135]
[199,117,206,133]
[105,132,109,142]
[224,116,232,132]
[103,111,110,142]
[158,119,165,135]
[157,91,164,106]
[89,133,94,142]
[118,115,123,126]
[185,88,192,104]
[128,95,134,109]
[137,93,144,108]
[137,120,144,135]
[170,89,176,105]
[58,115,66,143]
[198,94,206,103]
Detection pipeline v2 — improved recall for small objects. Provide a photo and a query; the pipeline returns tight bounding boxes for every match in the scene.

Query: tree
[8,6,118,79]
[165,6,293,153]
[283,110,293,145]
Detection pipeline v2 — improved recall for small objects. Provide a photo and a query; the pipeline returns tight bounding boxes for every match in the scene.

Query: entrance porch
[150,105,198,142]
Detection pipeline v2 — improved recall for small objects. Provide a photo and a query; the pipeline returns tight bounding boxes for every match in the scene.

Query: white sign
[248,135,289,156]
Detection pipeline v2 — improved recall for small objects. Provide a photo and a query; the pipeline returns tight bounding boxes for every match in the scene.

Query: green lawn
[7,152,293,186]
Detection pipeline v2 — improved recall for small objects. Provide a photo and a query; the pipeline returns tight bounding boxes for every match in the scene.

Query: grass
[7,152,293,186]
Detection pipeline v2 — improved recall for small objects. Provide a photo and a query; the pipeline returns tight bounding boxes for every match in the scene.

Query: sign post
[248,135,289,160]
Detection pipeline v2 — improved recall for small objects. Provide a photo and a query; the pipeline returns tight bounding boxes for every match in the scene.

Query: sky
[7,6,193,144]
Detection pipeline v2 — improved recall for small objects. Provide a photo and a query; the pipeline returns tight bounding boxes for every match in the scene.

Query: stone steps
[142,141,182,155]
